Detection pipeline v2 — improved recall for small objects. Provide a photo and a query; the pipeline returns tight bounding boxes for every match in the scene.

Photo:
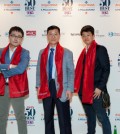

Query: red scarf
[1,44,22,64]
[0,44,29,97]
[38,43,64,99]
[74,40,97,104]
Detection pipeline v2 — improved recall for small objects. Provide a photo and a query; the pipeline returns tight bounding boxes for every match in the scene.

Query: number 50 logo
[25,106,36,117]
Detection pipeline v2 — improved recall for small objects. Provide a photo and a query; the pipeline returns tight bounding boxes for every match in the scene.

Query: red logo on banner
[26,31,36,36]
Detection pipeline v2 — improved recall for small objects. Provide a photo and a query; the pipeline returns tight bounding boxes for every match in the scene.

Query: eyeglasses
[10,34,23,39]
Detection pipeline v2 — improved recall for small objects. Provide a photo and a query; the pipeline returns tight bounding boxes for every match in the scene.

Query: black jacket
[94,45,110,92]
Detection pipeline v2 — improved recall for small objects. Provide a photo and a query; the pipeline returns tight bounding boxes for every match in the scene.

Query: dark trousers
[79,95,112,134]
[43,79,72,134]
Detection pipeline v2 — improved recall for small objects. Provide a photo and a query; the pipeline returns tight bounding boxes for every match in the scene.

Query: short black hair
[80,25,94,36]
[47,25,60,34]
[9,26,24,37]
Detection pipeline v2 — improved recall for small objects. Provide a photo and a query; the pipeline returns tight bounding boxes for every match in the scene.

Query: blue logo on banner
[100,0,111,6]
[25,0,36,15]
[100,0,111,15]
[10,0,14,4]
[5,32,9,37]
[62,0,73,6]
[108,32,113,37]
[108,32,120,37]
[48,1,51,4]
[25,106,36,126]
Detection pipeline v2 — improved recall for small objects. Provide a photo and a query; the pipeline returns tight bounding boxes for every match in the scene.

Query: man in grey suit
[0,26,30,134]
[36,25,74,134]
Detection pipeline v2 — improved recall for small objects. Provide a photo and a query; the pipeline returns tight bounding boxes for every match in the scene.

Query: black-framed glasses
[10,34,23,39]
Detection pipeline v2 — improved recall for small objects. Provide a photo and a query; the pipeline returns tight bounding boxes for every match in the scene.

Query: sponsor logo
[78,0,95,14]
[40,1,58,14]
[100,0,111,16]
[62,0,73,7]
[108,32,120,37]
[25,0,36,16]
[70,33,80,36]
[5,32,9,37]
[42,30,47,36]
[25,106,36,126]
[115,89,120,92]
[26,31,36,36]
[115,113,120,121]
[78,113,87,123]
[3,0,20,14]
[28,60,37,69]
[8,108,16,124]
[115,1,120,11]
[62,0,73,16]
[95,30,105,38]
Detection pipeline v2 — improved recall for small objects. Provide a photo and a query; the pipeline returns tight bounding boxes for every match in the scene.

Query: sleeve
[66,50,74,92]
[0,64,9,71]
[2,50,30,78]
[36,51,41,88]
[0,48,9,71]
[96,46,110,91]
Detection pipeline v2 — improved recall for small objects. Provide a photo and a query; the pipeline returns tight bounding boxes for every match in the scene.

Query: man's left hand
[93,88,101,99]
[66,90,72,102]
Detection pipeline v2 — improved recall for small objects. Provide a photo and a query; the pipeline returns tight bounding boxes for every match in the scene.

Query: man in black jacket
[74,25,111,134]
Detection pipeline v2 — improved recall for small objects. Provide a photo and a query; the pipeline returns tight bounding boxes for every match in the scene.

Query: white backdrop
[0,0,120,134]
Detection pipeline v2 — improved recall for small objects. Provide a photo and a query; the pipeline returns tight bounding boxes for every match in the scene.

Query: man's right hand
[10,64,17,69]
[36,87,40,96]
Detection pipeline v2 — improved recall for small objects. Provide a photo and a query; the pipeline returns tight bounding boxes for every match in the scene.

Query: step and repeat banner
[0,0,120,134]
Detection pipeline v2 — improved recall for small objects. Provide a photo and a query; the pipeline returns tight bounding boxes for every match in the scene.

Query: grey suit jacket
[36,47,74,102]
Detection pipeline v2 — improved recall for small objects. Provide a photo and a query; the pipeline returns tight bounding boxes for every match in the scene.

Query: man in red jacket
[0,26,30,134]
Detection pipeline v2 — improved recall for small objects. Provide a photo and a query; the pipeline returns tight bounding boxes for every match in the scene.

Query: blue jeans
[79,95,112,134]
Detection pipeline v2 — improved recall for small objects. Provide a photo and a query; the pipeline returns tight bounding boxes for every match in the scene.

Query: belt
[5,82,9,85]
[49,79,55,82]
